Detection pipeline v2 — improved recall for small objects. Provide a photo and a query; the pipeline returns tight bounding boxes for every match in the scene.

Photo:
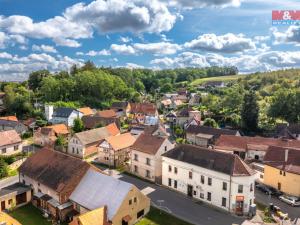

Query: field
[190,74,244,86]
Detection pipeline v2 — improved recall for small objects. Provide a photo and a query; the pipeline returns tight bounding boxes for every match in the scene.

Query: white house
[46,106,83,127]
[162,145,256,216]
[130,134,174,184]
[0,130,23,156]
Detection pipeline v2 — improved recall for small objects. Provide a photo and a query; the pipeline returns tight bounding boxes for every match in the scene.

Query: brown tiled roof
[130,103,157,115]
[82,115,120,129]
[131,134,166,155]
[111,101,128,109]
[0,116,18,122]
[19,148,91,196]
[215,135,300,152]
[264,146,300,175]
[0,130,22,147]
[104,133,136,151]
[74,127,110,146]
[78,107,94,116]
[163,144,255,176]
[96,110,117,118]
[106,123,120,136]
[44,124,69,135]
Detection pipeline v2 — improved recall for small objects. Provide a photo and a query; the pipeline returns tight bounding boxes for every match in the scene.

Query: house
[175,107,201,127]
[111,101,131,117]
[0,212,22,225]
[162,145,256,215]
[0,116,27,134]
[69,206,110,225]
[67,124,120,159]
[22,118,36,130]
[69,168,150,225]
[97,133,136,167]
[0,183,31,212]
[215,135,300,161]
[189,93,201,106]
[33,124,69,147]
[130,134,174,183]
[186,125,240,147]
[78,107,95,116]
[275,123,300,140]
[18,148,91,221]
[0,130,22,155]
[82,110,121,129]
[165,111,176,123]
[45,105,83,127]
[263,146,300,197]
[129,103,158,118]
[130,123,168,138]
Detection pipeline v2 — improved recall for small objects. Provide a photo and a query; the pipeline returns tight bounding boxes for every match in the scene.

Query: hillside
[190,75,243,86]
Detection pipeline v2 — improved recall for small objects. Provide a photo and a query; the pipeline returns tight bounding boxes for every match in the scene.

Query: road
[255,188,300,220]
[0,175,18,188]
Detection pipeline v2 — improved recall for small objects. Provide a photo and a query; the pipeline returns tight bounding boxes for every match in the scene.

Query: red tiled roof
[96,110,117,118]
[106,123,120,136]
[45,124,69,135]
[0,116,18,122]
[130,103,157,115]
[131,133,166,155]
[0,130,22,147]
[78,107,94,116]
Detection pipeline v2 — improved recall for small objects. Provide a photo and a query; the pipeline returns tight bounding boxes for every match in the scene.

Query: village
[0,84,299,225]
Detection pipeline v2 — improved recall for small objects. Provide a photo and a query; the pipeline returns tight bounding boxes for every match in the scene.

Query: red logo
[272,10,300,20]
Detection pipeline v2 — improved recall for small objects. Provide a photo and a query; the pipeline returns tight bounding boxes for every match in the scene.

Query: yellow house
[0,212,22,225]
[263,146,300,197]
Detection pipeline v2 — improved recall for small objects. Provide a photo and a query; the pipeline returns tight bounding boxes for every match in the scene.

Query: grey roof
[53,107,79,118]
[74,127,110,145]
[70,169,133,220]
[186,125,239,138]
[0,119,19,127]
[0,183,31,198]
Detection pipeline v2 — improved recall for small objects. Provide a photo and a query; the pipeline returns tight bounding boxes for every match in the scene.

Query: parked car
[268,187,283,197]
[256,183,272,195]
[279,195,300,206]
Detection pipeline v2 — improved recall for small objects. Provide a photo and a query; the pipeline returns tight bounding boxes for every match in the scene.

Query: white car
[279,195,300,206]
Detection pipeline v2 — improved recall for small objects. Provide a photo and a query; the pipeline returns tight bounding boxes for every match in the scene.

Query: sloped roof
[130,103,157,115]
[264,146,300,175]
[96,110,117,118]
[104,133,136,151]
[0,130,22,147]
[186,125,238,138]
[70,169,133,220]
[0,116,18,122]
[53,107,79,118]
[44,124,69,135]
[74,127,110,146]
[216,135,300,152]
[163,144,255,176]
[131,133,166,155]
[111,101,128,109]
[77,207,107,225]
[19,148,91,195]
[78,107,94,116]
[106,123,120,136]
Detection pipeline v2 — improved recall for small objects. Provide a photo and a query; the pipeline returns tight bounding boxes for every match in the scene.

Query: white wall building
[0,130,23,156]
[162,145,256,215]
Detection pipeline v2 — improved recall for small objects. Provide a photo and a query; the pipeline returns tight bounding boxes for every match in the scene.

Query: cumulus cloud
[0,32,27,48]
[272,26,300,45]
[119,36,132,43]
[86,49,111,56]
[0,52,13,59]
[126,62,144,69]
[32,44,57,53]
[111,44,137,55]
[165,0,241,9]
[184,33,256,53]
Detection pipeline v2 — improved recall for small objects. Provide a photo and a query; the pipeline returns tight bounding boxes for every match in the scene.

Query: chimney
[285,149,289,162]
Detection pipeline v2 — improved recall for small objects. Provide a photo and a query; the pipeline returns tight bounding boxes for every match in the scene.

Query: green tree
[73,118,84,133]
[241,90,259,131]
[28,70,51,90]
[203,118,218,128]
[0,159,8,179]
[55,135,67,147]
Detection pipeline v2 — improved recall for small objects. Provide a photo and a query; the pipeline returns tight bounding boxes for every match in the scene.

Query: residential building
[33,124,69,147]
[175,107,201,127]
[111,101,131,117]
[78,107,95,116]
[69,206,110,225]
[19,148,91,221]
[67,124,119,159]
[162,145,256,215]
[129,103,158,118]
[0,183,31,212]
[0,130,22,156]
[0,212,22,225]
[0,116,27,134]
[186,125,240,147]
[82,110,121,129]
[130,134,174,183]
[188,93,201,106]
[263,146,300,197]
[97,133,136,167]
[69,168,150,225]
[46,106,83,127]
[275,123,300,140]
[215,135,300,161]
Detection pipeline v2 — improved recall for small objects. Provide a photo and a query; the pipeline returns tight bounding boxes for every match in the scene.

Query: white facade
[0,142,22,156]
[51,111,83,127]
[162,157,256,215]
[45,105,54,121]
[67,137,85,158]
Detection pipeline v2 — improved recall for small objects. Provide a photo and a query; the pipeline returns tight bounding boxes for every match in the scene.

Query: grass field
[137,207,193,225]
[190,75,244,86]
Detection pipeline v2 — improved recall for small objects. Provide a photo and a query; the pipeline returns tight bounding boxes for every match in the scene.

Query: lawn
[137,207,193,225]
[9,204,52,225]
[190,75,243,86]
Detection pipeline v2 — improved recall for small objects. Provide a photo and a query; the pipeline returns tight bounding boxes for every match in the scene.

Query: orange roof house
[106,123,120,136]
[69,206,110,225]
[96,110,118,118]
[78,107,94,116]
[0,115,18,122]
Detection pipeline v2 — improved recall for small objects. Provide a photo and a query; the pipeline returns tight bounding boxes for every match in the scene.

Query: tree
[55,135,67,147]
[203,118,218,128]
[0,159,8,179]
[73,118,84,133]
[28,70,51,90]
[241,90,259,131]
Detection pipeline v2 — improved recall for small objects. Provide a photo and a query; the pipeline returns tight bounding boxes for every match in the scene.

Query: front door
[187,185,193,197]
[1,201,5,211]
[236,200,244,215]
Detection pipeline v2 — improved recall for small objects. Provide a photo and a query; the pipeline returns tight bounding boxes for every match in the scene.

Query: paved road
[0,175,18,188]
[118,173,244,225]
[255,188,300,220]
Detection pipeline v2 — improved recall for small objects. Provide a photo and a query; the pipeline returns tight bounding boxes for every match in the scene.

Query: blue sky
[0,0,300,80]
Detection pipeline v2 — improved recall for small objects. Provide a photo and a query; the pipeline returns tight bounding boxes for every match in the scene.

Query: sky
[0,0,300,81]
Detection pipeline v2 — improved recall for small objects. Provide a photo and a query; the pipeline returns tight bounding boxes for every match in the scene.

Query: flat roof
[0,183,31,198]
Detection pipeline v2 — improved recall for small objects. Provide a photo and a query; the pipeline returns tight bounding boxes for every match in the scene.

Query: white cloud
[119,36,132,43]
[272,26,300,45]
[184,33,256,53]
[0,52,13,59]
[126,62,144,69]
[32,44,58,53]
[53,38,81,48]
[86,49,111,56]
[165,0,241,9]
[0,32,27,48]
[111,44,137,55]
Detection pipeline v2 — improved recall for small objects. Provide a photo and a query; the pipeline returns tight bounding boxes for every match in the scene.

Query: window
[165,146,167,152]
[283,171,286,176]
[278,182,281,191]
[134,154,138,161]
[222,197,226,207]
[168,178,172,187]
[2,148,6,154]
[134,165,138,173]
[280,170,282,175]
[168,165,172,172]
[14,145,18,151]
[146,170,150,178]
[134,197,137,203]
[174,180,177,189]
[72,147,75,153]
[208,177,212,186]
[129,199,132,205]
[250,183,253,192]
[193,191,197,196]
[207,192,211,201]
[76,148,79,154]
[238,185,243,193]
[222,182,227,191]
[8,199,12,205]
[137,209,144,218]
[146,158,151,166]
[200,193,204,199]
[201,175,205,184]
[189,171,193,179]
[174,167,178,174]
[250,199,252,206]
